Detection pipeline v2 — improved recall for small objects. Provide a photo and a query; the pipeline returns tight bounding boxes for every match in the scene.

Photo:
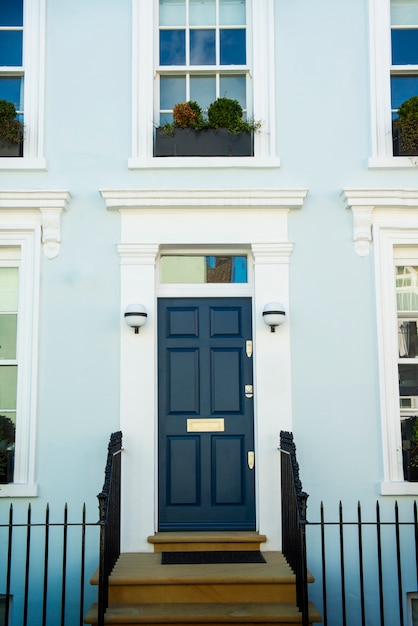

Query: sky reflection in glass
[391,75,418,111]
[0,0,23,26]
[190,30,216,65]
[220,29,246,64]
[392,29,418,64]
[0,31,22,66]
[190,76,216,109]
[160,30,186,65]
[0,77,23,109]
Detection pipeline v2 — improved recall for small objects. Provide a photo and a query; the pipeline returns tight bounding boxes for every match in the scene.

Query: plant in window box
[155,98,259,157]
[392,95,418,157]
[0,415,15,484]
[0,100,23,157]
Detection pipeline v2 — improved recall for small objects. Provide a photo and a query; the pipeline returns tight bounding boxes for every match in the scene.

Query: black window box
[154,127,253,157]
[0,139,23,157]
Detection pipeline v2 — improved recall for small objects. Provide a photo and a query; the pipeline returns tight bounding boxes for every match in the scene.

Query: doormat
[161,551,266,564]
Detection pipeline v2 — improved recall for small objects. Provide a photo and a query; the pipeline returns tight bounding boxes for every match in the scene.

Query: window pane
[392,29,418,64]
[0,31,22,66]
[0,316,17,360]
[220,0,246,25]
[190,29,216,65]
[401,415,418,481]
[160,30,186,65]
[391,0,418,25]
[220,75,246,107]
[391,76,418,110]
[0,366,17,410]
[160,0,186,26]
[0,77,23,111]
[160,255,247,283]
[0,0,23,26]
[190,75,216,109]
[220,29,246,64]
[0,268,18,312]
[160,75,186,109]
[190,0,215,26]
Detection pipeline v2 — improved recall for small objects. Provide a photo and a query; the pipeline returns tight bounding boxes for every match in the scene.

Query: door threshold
[148,531,267,552]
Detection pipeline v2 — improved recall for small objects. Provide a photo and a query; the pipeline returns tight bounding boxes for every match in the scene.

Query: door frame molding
[101,188,307,552]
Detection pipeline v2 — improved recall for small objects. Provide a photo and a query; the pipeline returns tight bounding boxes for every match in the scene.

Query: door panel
[158,297,255,530]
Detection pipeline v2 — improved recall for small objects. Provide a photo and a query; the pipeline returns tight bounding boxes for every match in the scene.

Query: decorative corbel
[40,207,64,259]
[351,206,374,256]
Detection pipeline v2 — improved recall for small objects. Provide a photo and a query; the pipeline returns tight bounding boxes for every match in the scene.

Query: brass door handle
[248,451,255,469]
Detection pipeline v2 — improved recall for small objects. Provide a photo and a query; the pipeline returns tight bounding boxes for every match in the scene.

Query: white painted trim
[0,191,70,259]
[0,0,46,167]
[0,228,39,496]
[369,0,393,160]
[344,188,418,487]
[131,0,278,165]
[104,187,307,551]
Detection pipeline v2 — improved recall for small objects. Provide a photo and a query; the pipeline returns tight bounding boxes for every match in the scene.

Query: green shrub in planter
[393,95,418,156]
[0,100,23,145]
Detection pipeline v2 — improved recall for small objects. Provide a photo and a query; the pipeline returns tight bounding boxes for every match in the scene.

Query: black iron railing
[280,430,309,626]
[97,430,122,626]
[308,499,418,626]
[0,502,98,626]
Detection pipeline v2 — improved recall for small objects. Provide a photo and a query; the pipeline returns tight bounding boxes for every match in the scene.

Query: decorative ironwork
[280,430,309,626]
[97,431,123,626]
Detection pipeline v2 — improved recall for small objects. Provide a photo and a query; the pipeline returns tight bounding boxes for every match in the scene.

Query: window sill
[380,481,418,495]
[0,158,47,171]
[368,156,418,169]
[128,156,281,169]
[0,483,38,497]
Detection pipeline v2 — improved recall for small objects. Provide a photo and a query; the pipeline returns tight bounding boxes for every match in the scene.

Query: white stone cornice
[117,243,159,264]
[342,189,418,256]
[251,243,294,263]
[101,188,308,210]
[0,190,70,259]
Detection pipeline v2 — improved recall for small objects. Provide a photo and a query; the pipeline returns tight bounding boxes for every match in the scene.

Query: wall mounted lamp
[124,303,148,334]
[262,302,286,332]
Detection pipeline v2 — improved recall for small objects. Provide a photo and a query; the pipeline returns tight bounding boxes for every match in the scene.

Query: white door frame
[100,188,307,551]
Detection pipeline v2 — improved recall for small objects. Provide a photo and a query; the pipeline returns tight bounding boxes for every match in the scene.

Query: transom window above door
[160,255,248,283]
[158,0,249,125]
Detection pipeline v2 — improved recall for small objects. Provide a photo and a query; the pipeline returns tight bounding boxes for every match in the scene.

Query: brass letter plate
[187,418,225,433]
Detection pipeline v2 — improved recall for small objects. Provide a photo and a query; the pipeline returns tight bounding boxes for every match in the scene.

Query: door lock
[248,451,255,469]
[245,384,253,398]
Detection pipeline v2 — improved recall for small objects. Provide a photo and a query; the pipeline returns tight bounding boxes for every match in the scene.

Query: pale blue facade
[1,0,418,624]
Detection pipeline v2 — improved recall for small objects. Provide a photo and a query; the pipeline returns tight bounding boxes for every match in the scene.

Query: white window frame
[130,0,279,169]
[369,0,418,168]
[0,190,69,497]
[343,188,418,495]
[0,0,46,171]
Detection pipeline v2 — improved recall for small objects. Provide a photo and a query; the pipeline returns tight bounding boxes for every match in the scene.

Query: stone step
[84,601,322,625]
[103,552,297,605]
[148,531,267,553]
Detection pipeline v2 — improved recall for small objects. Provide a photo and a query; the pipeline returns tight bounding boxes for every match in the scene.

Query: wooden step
[84,601,322,625]
[148,531,267,553]
[104,552,297,605]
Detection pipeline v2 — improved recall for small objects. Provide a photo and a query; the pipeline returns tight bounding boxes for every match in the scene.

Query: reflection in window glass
[0,0,23,26]
[159,0,186,26]
[190,0,215,26]
[160,255,247,283]
[396,264,418,481]
[0,77,23,111]
[0,31,23,66]
[190,75,216,109]
[220,0,246,25]
[391,29,418,65]
[160,30,186,65]
[190,29,216,65]
[220,29,246,65]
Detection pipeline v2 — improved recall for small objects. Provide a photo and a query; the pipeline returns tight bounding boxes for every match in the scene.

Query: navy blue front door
[158,298,255,530]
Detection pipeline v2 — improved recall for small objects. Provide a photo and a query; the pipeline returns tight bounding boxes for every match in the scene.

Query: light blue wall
[1,0,417,621]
